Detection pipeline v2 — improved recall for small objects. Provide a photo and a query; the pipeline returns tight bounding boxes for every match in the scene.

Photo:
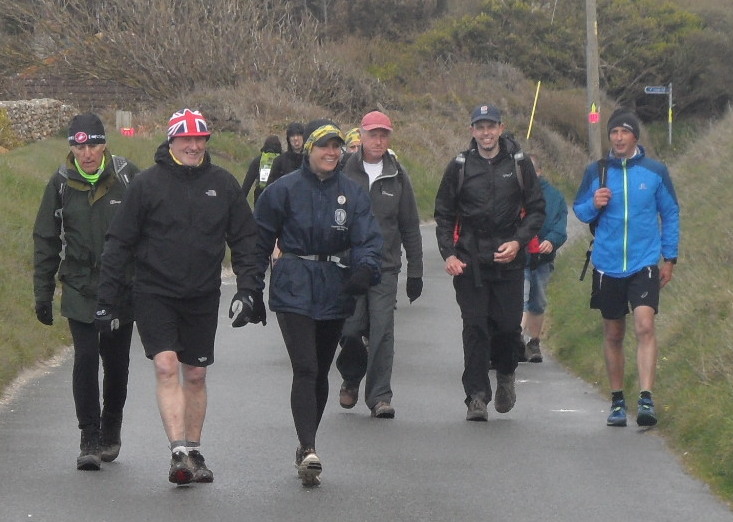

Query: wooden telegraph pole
[585,0,602,159]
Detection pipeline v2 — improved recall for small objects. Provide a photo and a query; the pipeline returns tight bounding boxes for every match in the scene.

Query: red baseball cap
[360,111,393,132]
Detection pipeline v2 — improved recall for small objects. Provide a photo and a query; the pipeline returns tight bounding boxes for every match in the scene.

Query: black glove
[94,304,120,333]
[406,277,423,303]
[343,265,372,295]
[229,290,267,327]
[35,301,53,326]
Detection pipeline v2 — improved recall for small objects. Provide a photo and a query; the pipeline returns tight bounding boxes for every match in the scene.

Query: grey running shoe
[466,397,488,421]
[339,384,359,409]
[298,449,322,487]
[495,372,516,413]
[294,445,305,468]
[371,401,395,419]
[526,338,543,363]
[189,450,214,483]
[168,451,193,485]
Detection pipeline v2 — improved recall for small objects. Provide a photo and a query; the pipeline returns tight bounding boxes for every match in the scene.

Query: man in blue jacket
[573,108,679,428]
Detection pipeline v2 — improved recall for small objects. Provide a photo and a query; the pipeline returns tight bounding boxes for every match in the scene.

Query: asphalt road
[2,223,731,522]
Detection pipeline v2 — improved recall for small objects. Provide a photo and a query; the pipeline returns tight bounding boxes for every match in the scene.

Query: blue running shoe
[606,399,627,427]
[637,397,658,426]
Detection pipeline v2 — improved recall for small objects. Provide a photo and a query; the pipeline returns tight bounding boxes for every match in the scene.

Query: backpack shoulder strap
[454,152,466,197]
[513,151,524,192]
[111,155,135,188]
[598,157,608,188]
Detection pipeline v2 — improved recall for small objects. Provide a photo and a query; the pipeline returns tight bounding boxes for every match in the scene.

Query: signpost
[644,83,673,145]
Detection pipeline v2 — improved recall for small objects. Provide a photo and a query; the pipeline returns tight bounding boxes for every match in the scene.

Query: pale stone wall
[0,99,77,142]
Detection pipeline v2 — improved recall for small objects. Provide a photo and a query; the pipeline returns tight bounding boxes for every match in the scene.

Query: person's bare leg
[525,312,544,340]
[633,306,657,392]
[154,351,186,442]
[603,318,626,391]
[181,363,208,443]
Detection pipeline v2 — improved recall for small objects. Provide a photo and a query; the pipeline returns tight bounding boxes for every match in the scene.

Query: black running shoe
[168,451,193,485]
[188,450,214,483]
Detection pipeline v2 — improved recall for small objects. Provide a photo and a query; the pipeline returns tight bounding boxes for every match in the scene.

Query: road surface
[1,224,730,522]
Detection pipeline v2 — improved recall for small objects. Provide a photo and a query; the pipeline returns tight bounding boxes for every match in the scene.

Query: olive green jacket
[33,150,139,323]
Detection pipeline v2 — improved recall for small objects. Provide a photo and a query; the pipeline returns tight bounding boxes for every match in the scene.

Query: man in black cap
[573,107,679,428]
[33,113,140,471]
[434,104,545,422]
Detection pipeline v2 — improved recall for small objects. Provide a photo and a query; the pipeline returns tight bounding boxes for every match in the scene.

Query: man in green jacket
[33,113,139,471]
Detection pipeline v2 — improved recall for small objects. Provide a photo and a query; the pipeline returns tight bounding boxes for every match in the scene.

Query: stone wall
[0,99,78,142]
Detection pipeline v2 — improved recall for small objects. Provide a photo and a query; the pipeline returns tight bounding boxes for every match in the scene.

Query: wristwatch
[663,257,677,264]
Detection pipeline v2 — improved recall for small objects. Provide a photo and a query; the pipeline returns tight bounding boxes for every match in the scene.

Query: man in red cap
[97,109,264,485]
[336,110,423,419]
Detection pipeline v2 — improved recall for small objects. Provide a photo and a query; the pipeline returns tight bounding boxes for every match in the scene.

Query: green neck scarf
[74,155,107,184]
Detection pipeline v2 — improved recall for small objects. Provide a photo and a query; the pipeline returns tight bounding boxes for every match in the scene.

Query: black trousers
[68,319,133,431]
[453,266,524,403]
[276,312,344,450]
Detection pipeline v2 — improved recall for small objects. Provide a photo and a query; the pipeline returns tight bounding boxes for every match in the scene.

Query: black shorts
[590,266,660,320]
[134,291,220,367]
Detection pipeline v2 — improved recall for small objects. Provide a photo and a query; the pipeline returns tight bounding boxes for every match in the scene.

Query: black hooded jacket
[98,141,259,304]
[434,136,545,271]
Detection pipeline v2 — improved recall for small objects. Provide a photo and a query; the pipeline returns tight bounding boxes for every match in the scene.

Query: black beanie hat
[286,122,304,137]
[261,135,282,154]
[68,113,106,145]
[607,109,640,139]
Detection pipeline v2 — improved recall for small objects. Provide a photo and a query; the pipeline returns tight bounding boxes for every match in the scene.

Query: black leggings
[276,312,344,450]
[68,319,133,430]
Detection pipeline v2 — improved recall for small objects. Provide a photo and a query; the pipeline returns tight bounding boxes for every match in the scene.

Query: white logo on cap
[74,132,88,144]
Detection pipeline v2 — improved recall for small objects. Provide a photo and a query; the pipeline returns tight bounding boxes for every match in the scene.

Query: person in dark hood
[242,134,282,204]
[266,121,304,186]
[33,113,139,471]
[96,109,263,485]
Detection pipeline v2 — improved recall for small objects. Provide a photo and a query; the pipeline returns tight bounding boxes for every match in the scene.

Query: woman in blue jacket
[251,119,382,487]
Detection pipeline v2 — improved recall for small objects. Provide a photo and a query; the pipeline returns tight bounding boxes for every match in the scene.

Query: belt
[281,252,348,268]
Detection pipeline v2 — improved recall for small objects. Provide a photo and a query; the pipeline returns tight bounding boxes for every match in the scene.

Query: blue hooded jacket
[573,146,679,277]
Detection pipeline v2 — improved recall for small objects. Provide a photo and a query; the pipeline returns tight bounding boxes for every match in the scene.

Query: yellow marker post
[526,80,542,140]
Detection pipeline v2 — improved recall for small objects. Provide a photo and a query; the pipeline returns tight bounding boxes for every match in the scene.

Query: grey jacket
[342,149,423,277]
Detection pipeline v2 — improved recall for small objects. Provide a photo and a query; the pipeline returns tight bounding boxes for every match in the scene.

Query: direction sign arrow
[645,86,670,94]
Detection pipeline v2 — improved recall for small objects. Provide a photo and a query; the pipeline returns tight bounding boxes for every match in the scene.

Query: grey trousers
[336,270,398,409]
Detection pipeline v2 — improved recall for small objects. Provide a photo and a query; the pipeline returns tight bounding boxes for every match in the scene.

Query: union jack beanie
[167,109,211,141]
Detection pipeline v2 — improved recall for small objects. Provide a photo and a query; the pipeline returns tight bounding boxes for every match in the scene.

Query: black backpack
[579,157,608,281]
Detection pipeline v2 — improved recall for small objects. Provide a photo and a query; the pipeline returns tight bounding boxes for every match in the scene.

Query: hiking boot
[339,383,359,409]
[466,397,488,421]
[526,338,543,363]
[636,396,658,427]
[371,401,395,419]
[606,399,627,427]
[168,451,193,485]
[495,373,516,413]
[188,450,214,483]
[298,449,322,487]
[100,419,122,463]
[77,427,101,471]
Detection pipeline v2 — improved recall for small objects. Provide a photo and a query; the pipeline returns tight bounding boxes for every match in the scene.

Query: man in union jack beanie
[97,108,264,485]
